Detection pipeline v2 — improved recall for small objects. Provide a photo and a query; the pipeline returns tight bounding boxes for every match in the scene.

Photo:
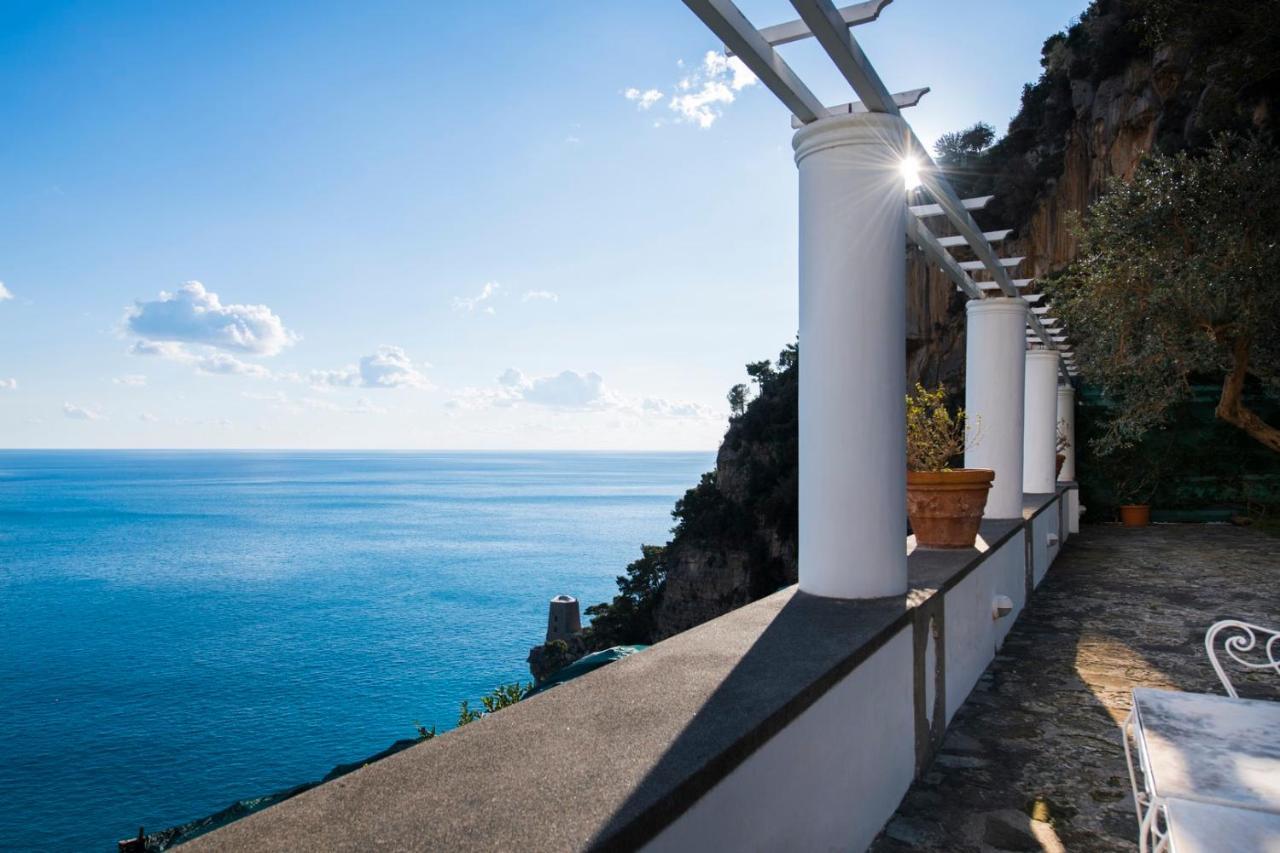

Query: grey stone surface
[872,523,1280,853]
[182,497,1058,852]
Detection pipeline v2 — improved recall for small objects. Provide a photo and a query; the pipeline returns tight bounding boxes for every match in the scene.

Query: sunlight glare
[901,156,922,191]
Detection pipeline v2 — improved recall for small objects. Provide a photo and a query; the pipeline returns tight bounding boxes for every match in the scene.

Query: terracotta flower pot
[1055,453,1066,477]
[1119,504,1150,527]
[907,468,995,549]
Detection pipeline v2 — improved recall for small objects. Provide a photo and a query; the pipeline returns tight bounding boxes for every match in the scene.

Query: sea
[0,450,713,852]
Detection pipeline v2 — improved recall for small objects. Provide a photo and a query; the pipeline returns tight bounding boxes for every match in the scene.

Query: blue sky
[0,0,1085,449]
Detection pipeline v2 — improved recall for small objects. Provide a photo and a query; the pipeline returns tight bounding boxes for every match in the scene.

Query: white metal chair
[1204,619,1280,698]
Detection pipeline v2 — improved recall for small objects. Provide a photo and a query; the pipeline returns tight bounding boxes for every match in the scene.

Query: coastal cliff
[539,0,1278,660]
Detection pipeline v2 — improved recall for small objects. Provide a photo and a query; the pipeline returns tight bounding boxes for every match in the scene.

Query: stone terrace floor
[872,523,1280,853]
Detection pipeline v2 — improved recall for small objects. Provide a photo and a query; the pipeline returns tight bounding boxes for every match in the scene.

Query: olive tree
[1046,135,1280,454]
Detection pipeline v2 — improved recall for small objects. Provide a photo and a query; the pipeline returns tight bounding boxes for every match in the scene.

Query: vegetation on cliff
[578,343,797,648]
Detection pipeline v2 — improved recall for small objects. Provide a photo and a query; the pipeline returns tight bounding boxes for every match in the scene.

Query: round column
[964,298,1028,519]
[1023,350,1060,494]
[1056,385,1076,481]
[793,112,908,599]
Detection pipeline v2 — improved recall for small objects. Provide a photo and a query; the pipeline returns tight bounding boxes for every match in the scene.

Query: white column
[964,298,1028,519]
[1056,385,1076,481]
[1023,350,1060,494]
[1057,384,1080,534]
[793,112,908,599]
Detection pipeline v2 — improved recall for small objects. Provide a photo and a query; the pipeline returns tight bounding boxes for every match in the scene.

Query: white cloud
[624,87,664,110]
[0,378,16,390]
[113,374,147,387]
[63,402,101,421]
[0,282,12,302]
[520,370,606,408]
[125,281,297,355]
[310,346,431,390]
[138,412,159,423]
[452,282,500,314]
[358,346,430,388]
[667,51,758,128]
[639,397,717,419]
[130,340,272,379]
[626,53,756,128]
[308,367,359,388]
[450,369,718,422]
[130,340,187,359]
[522,290,559,303]
[196,352,272,378]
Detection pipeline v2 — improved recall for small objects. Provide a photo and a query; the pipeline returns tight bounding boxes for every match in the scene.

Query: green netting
[1076,380,1280,519]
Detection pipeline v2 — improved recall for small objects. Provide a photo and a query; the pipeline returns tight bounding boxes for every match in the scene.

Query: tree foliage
[1046,135,1280,453]
[582,544,669,645]
[584,341,798,647]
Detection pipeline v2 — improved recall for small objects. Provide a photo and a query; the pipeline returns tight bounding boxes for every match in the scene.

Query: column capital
[792,111,909,166]
[965,297,1027,318]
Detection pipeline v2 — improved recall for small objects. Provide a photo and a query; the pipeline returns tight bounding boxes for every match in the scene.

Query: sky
[0,0,1087,450]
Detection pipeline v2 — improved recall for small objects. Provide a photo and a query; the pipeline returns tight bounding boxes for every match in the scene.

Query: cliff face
[571,0,1277,655]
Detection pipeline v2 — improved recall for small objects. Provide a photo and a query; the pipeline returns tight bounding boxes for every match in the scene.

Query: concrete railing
[185,485,1076,853]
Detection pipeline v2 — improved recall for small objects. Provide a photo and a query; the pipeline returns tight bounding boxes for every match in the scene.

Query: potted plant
[906,383,993,549]
[1103,445,1160,527]
[1056,419,1071,478]
[1115,468,1158,527]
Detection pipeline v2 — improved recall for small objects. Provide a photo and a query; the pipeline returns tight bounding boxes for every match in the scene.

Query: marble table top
[1133,688,1280,812]
[1164,798,1280,853]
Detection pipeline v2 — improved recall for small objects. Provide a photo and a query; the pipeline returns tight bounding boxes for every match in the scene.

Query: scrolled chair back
[1204,619,1280,698]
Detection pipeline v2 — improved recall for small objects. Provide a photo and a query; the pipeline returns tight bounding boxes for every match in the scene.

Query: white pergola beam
[935,229,1012,248]
[959,278,1033,292]
[906,215,983,299]
[788,0,899,114]
[911,196,993,218]
[789,87,929,128]
[733,0,892,53]
[958,257,1023,271]
[682,0,827,123]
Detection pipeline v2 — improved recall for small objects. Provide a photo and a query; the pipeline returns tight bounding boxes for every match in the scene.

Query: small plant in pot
[1115,468,1159,527]
[1056,420,1070,478]
[1099,441,1161,527]
[906,383,993,549]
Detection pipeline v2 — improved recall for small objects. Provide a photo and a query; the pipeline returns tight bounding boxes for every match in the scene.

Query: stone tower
[545,594,581,643]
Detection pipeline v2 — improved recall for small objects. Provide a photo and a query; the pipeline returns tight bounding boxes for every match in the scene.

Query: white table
[1125,688,1280,852]
[1162,798,1280,853]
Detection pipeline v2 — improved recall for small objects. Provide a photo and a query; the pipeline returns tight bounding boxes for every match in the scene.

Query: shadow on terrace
[873,523,1280,852]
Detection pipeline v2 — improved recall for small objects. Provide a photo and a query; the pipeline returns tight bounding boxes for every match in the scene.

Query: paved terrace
[873,524,1280,852]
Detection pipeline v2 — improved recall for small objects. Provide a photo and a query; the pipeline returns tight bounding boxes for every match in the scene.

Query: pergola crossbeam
[958,257,1023,271]
[789,87,929,128]
[906,215,983,299]
[911,196,993,217]
[730,0,893,54]
[788,0,900,115]
[959,278,1033,292]
[935,229,1012,248]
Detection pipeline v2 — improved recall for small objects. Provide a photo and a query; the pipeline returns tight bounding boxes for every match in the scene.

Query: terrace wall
[186,486,1076,853]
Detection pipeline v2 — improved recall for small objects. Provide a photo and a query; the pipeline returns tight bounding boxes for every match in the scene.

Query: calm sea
[0,450,712,852]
